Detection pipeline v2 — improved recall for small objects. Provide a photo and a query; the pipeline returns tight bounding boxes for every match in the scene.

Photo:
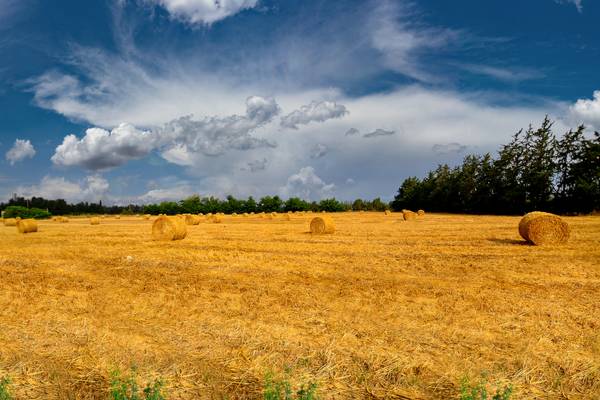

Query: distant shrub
[460,376,513,400]
[2,206,51,219]
[110,368,166,400]
[0,376,12,400]
[263,373,318,400]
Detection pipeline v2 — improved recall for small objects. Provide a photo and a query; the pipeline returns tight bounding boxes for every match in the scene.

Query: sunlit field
[1,213,599,399]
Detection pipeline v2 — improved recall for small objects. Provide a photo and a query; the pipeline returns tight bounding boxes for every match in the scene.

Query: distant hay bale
[115,215,121,220]
[384,210,391,215]
[57,216,69,223]
[90,217,101,225]
[4,218,17,226]
[144,214,151,220]
[184,215,201,225]
[284,214,292,221]
[417,209,425,216]
[310,216,335,234]
[16,219,38,234]
[518,211,570,245]
[403,210,417,221]
[212,215,223,224]
[243,213,249,217]
[152,216,187,241]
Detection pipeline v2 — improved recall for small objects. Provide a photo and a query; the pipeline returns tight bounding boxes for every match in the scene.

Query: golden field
[0,213,599,399]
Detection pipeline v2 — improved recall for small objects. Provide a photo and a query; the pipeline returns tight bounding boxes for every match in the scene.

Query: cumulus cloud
[52,123,156,170]
[432,142,468,155]
[158,96,279,160]
[241,158,268,172]
[363,129,395,138]
[345,128,360,136]
[570,90,600,130]
[280,101,348,130]
[310,143,329,159]
[6,139,36,165]
[51,96,279,170]
[15,175,109,202]
[280,166,335,200]
[148,0,259,25]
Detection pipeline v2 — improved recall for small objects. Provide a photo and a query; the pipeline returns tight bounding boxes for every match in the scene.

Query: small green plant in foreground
[0,376,13,400]
[460,376,513,400]
[110,368,166,400]
[263,373,318,400]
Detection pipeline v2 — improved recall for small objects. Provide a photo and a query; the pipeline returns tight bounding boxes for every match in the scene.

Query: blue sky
[1,0,599,204]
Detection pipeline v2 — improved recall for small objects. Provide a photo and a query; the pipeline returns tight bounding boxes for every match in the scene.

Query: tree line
[0,195,392,216]
[392,117,600,215]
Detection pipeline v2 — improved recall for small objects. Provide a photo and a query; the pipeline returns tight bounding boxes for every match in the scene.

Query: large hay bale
[4,218,17,227]
[403,210,417,221]
[90,217,101,225]
[417,209,425,216]
[310,216,335,234]
[184,215,200,225]
[16,219,38,234]
[518,211,570,245]
[152,216,187,241]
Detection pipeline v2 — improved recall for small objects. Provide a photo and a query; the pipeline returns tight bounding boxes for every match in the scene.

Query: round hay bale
[184,215,200,225]
[310,216,335,234]
[417,209,425,216]
[403,210,417,221]
[115,215,121,220]
[144,214,151,220]
[152,216,187,241]
[16,219,38,234]
[518,211,570,245]
[90,217,101,225]
[284,214,292,221]
[212,215,223,224]
[4,218,17,227]
[384,210,392,215]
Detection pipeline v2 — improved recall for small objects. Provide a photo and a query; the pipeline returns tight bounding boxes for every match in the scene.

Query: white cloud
[148,0,258,25]
[345,128,360,136]
[280,166,335,201]
[369,0,457,82]
[458,63,544,82]
[280,101,348,130]
[6,139,36,165]
[570,90,600,130]
[138,185,195,202]
[51,96,279,170]
[52,123,156,170]
[15,175,110,203]
[158,95,279,160]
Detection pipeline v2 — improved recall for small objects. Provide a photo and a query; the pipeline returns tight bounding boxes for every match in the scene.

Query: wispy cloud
[280,101,348,130]
[458,63,544,82]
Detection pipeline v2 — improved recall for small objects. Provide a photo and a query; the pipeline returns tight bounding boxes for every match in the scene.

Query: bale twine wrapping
[403,210,417,221]
[152,216,187,241]
[417,209,425,216]
[16,219,38,234]
[518,211,570,245]
[4,218,17,226]
[90,217,101,225]
[310,216,335,234]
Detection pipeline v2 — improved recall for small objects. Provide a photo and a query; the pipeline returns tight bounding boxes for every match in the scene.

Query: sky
[0,0,599,205]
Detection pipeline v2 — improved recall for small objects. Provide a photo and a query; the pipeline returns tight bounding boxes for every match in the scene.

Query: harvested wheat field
[0,213,599,399]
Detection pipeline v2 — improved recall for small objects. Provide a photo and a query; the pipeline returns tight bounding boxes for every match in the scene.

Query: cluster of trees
[2,206,52,219]
[143,195,392,214]
[0,197,143,215]
[392,118,600,215]
[1,194,393,217]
